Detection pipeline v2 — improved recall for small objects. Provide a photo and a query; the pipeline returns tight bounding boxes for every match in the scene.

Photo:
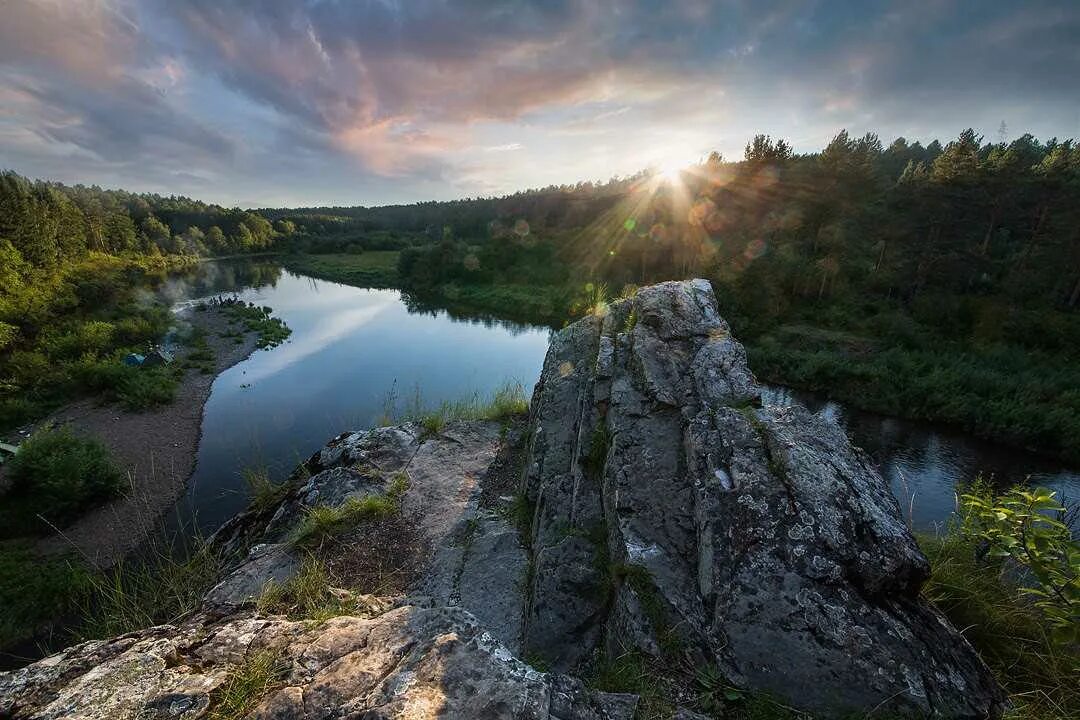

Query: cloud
[1,0,1079,206]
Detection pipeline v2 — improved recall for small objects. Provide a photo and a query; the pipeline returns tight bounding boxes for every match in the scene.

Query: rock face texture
[1,279,1004,719]
[0,607,635,720]
[521,279,1004,718]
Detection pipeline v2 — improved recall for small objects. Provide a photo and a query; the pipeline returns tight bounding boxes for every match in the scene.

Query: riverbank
[18,305,263,566]
[374,271,1080,464]
[281,251,399,287]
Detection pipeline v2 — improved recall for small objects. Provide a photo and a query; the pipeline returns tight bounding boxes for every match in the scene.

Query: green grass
[206,649,288,720]
[0,543,94,648]
[0,425,126,536]
[919,532,1079,720]
[404,380,530,438]
[283,251,400,288]
[290,475,408,547]
[243,466,287,513]
[77,541,230,641]
[0,535,227,652]
[256,556,350,621]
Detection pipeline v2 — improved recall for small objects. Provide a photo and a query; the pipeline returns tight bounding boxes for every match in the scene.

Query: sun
[657,159,686,183]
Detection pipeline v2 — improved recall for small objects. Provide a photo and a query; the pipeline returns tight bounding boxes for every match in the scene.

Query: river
[171,259,1079,535]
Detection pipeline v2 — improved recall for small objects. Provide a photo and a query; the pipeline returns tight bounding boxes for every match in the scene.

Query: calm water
[172,263,550,533]
[171,260,1078,534]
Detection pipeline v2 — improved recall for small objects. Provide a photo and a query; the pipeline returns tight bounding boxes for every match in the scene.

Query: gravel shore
[32,306,263,566]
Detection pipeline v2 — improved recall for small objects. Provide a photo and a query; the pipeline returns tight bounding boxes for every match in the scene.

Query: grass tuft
[243,466,287,513]
[206,649,288,720]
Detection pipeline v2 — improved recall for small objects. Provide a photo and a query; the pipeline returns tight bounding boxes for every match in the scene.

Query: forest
[0,171,290,427]
[272,129,1080,460]
[4,128,1080,458]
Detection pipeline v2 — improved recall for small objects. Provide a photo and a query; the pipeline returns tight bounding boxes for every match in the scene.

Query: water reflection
[761,386,1080,530]
[173,263,551,534]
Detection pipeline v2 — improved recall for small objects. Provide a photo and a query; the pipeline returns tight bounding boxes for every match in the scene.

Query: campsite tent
[143,348,174,367]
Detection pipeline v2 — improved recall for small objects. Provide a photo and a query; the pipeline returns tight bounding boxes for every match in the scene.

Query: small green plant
[958,483,1078,646]
[206,649,288,720]
[1,425,125,534]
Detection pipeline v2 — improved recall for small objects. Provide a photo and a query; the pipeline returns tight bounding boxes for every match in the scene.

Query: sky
[1,1,1079,209]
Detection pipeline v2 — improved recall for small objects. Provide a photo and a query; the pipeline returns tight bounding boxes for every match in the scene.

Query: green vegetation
[0,544,93,649]
[244,466,288,513]
[919,485,1078,720]
[206,649,287,720]
[0,169,294,431]
[274,129,1080,460]
[256,556,352,621]
[219,301,292,349]
[0,426,125,537]
[78,542,229,641]
[291,473,410,548]
[0,537,227,651]
[957,484,1078,644]
[282,251,400,288]
[291,493,400,547]
[406,381,530,437]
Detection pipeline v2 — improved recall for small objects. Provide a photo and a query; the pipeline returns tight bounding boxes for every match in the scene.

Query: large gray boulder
[521,279,1004,718]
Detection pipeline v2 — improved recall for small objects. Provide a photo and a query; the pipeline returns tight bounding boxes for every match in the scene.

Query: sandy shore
[30,307,262,566]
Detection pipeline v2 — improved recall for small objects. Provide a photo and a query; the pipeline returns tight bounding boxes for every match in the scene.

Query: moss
[610,563,683,657]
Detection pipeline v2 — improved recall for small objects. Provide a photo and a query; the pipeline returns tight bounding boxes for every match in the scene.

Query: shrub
[2,426,125,533]
[0,543,93,648]
[919,485,1080,720]
[115,366,179,410]
[957,484,1078,646]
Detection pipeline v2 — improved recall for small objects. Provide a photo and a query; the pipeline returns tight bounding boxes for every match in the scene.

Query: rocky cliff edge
[0,280,1004,719]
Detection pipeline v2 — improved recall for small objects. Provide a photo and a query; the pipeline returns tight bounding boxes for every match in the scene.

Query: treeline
[293,128,1080,459]
[0,171,288,270]
[0,170,289,428]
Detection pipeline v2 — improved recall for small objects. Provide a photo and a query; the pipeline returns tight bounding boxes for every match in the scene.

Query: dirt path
[31,307,263,566]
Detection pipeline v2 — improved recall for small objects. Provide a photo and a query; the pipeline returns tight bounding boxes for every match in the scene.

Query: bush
[115,366,179,410]
[919,484,1080,720]
[2,426,125,534]
[0,544,93,648]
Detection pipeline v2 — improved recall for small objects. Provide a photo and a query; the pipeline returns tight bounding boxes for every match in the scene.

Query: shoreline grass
[282,251,399,288]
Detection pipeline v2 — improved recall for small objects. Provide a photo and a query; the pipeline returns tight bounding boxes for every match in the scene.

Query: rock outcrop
[0,279,1004,719]
[521,279,1003,717]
